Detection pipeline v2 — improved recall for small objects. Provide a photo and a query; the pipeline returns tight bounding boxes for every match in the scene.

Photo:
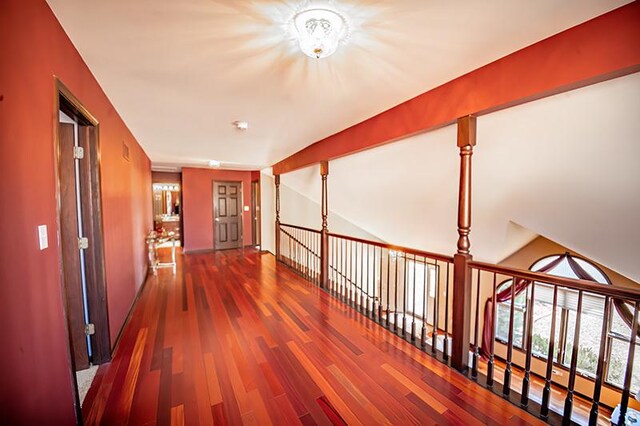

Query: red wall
[0,0,152,423]
[182,167,254,251]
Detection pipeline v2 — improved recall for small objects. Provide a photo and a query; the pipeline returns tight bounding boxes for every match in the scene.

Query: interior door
[213,181,243,250]
[58,121,90,370]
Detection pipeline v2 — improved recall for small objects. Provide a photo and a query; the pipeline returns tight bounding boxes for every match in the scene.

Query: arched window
[495,253,639,390]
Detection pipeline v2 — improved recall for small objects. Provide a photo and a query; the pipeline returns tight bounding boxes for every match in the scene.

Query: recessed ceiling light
[208,160,221,167]
[232,121,249,130]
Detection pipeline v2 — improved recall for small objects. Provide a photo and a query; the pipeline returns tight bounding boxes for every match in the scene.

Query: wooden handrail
[469,260,640,301]
[280,223,321,234]
[327,231,454,263]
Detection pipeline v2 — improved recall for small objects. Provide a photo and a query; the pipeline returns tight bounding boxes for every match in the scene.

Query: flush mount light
[293,5,349,59]
[232,121,249,130]
[208,160,221,167]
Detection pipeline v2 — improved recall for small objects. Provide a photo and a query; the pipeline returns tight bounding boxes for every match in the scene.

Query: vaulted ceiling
[47,0,638,281]
[279,73,640,283]
[46,0,629,170]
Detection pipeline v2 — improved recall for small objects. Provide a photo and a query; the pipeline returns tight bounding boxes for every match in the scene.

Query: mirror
[153,183,180,221]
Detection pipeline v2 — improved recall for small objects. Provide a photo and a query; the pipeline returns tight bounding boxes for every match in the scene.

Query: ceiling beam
[272,2,640,175]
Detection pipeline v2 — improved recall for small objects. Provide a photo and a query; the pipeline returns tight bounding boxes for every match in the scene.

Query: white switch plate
[38,225,48,250]
[243,205,250,211]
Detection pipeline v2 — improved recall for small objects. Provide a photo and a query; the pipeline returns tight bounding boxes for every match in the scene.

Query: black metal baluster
[443,261,450,361]
[487,272,497,387]
[541,285,559,419]
[332,237,336,294]
[350,240,354,306]
[589,296,611,425]
[360,242,364,312]
[394,252,399,333]
[503,276,517,397]
[411,255,417,342]
[367,245,373,317]
[432,260,439,355]
[471,268,480,379]
[563,290,584,425]
[421,258,427,348]
[521,282,536,407]
[304,230,307,278]
[618,300,639,423]
[378,246,383,323]
[386,250,391,329]
[401,253,407,337]
[342,239,346,301]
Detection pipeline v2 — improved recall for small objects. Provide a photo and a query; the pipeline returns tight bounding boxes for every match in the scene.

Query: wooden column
[451,115,476,372]
[275,174,281,261]
[320,161,329,289]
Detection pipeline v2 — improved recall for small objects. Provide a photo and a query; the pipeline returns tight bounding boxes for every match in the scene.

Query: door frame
[251,180,261,247]
[53,78,111,421]
[212,180,244,250]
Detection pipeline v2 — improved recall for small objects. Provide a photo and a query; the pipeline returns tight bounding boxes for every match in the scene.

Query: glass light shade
[293,8,347,59]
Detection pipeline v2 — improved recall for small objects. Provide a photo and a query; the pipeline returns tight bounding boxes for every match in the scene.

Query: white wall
[259,167,379,255]
[281,72,640,283]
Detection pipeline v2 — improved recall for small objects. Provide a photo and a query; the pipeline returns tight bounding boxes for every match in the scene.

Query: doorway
[55,80,110,418]
[251,180,261,247]
[213,181,243,250]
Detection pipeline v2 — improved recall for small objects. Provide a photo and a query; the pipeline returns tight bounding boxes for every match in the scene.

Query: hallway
[82,248,542,425]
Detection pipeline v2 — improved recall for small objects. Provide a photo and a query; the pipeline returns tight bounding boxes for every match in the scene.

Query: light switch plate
[38,225,48,250]
[243,205,250,211]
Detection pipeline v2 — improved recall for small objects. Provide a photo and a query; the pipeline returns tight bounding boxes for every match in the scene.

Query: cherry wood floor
[83,248,544,425]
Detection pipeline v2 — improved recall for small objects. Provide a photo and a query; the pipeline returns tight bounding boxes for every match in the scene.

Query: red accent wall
[182,168,254,251]
[273,2,640,174]
[0,0,152,423]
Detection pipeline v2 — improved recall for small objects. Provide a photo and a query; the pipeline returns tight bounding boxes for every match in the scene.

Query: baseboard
[110,266,152,355]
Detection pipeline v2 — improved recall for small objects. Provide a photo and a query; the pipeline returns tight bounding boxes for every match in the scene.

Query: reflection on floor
[82,248,544,425]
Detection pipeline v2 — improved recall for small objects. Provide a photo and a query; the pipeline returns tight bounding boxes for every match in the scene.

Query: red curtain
[565,255,640,339]
[480,253,640,359]
[480,254,565,359]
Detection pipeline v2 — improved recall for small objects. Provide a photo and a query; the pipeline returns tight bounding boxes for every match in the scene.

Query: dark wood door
[213,181,243,250]
[59,122,90,370]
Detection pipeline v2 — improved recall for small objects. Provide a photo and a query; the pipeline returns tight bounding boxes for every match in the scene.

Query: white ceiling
[281,73,640,283]
[46,0,629,171]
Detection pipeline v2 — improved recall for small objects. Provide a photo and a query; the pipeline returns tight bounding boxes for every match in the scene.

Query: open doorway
[152,171,183,247]
[54,80,110,419]
[251,179,261,248]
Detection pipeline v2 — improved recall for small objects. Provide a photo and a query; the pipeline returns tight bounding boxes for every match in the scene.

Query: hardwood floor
[83,248,543,425]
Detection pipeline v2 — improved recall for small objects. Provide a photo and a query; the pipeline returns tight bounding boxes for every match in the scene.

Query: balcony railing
[468,260,640,425]
[272,118,639,425]
[276,223,640,425]
[278,223,321,286]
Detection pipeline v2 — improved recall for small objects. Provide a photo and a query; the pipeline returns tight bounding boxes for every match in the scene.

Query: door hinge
[78,237,89,250]
[85,323,95,336]
[73,146,85,159]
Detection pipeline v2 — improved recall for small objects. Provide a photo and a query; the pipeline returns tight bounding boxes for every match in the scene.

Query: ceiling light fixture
[293,4,349,59]
[232,120,249,130]
[208,160,221,167]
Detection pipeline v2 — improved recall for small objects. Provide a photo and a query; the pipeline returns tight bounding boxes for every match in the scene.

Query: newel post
[275,174,281,261]
[451,115,476,372]
[320,161,329,289]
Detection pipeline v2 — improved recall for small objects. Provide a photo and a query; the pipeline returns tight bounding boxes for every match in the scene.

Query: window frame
[492,253,635,391]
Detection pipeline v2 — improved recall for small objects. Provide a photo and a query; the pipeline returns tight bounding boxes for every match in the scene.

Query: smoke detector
[232,121,249,130]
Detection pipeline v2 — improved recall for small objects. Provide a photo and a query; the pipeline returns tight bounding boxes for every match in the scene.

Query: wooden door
[58,122,90,370]
[213,181,243,250]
